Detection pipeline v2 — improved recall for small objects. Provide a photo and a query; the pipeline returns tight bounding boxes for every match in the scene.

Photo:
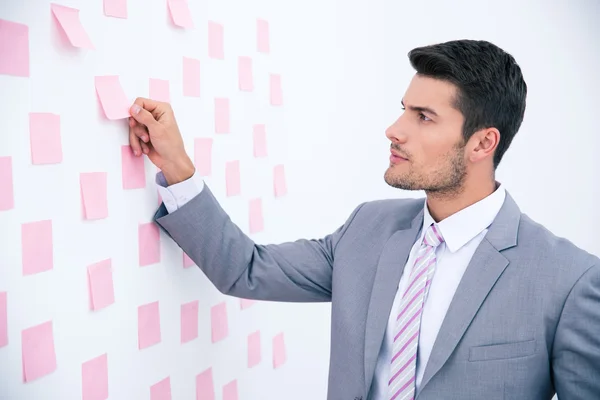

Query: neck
[425,178,497,222]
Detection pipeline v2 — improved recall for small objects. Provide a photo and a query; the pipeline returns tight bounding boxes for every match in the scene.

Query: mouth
[390,150,408,164]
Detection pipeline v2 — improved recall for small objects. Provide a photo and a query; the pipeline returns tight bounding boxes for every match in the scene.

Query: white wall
[0,0,598,399]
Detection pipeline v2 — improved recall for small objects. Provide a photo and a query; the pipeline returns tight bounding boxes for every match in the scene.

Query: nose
[385,116,406,143]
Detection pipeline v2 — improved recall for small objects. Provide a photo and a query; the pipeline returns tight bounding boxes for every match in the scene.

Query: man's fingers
[129,124,143,156]
[131,122,149,143]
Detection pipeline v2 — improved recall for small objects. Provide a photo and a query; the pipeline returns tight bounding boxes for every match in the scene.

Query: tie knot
[423,224,444,247]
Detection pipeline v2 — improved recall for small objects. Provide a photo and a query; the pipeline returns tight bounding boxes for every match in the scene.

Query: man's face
[384,75,468,195]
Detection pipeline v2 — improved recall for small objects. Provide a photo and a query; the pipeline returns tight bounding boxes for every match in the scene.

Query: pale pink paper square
[81,353,108,400]
[194,138,212,176]
[249,198,264,234]
[149,78,170,102]
[253,124,267,157]
[95,76,130,119]
[138,301,161,349]
[151,377,172,400]
[225,160,240,196]
[196,368,215,400]
[208,21,224,59]
[0,292,7,347]
[214,98,230,133]
[22,220,53,276]
[88,259,115,310]
[247,330,261,368]
[104,0,127,18]
[168,0,193,28]
[273,332,286,368]
[270,74,283,106]
[181,300,199,343]
[51,4,94,49]
[139,223,160,266]
[29,113,62,164]
[210,302,228,343]
[238,56,253,91]
[0,19,29,77]
[80,172,108,220]
[121,145,145,189]
[22,321,57,382]
[256,19,269,53]
[0,156,14,211]
[273,164,287,197]
[183,252,195,268]
[222,380,238,400]
[183,57,200,97]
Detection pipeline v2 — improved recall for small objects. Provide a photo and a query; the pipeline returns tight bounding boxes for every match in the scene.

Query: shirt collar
[421,182,506,253]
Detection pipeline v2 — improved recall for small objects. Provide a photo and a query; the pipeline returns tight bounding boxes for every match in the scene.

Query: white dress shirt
[155,171,507,397]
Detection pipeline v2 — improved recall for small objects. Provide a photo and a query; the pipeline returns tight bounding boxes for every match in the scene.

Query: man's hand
[128,97,195,185]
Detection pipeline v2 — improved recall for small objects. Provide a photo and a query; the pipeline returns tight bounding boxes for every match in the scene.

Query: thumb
[130,104,158,128]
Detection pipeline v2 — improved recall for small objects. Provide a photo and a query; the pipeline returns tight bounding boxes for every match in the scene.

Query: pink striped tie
[388,223,444,400]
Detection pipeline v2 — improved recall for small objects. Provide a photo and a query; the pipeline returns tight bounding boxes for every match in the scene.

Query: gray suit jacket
[153,185,600,400]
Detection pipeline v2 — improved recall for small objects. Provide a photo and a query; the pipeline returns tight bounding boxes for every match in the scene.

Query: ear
[469,127,499,163]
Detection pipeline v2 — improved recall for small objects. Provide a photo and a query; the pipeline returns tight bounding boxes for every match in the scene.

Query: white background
[0,0,598,399]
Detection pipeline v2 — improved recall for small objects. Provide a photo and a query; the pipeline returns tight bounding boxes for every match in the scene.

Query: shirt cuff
[156,170,205,214]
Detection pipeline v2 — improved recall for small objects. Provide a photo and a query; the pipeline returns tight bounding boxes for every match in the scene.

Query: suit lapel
[416,192,521,397]
[364,208,424,395]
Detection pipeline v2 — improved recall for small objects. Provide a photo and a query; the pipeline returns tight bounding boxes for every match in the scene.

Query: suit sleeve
[552,263,600,398]
[153,183,365,302]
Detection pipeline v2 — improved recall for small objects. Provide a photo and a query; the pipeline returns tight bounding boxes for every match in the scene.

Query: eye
[419,113,431,122]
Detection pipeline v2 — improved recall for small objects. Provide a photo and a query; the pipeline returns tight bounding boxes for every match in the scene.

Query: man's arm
[552,263,600,398]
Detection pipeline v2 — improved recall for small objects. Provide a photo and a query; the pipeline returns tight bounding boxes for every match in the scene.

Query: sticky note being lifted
[22,320,57,382]
[0,19,29,77]
[81,353,108,400]
[196,368,215,400]
[0,156,14,211]
[95,76,130,119]
[80,172,108,220]
[50,3,94,49]
[87,259,115,311]
[138,301,161,349]
[29,113,62,165]
[22,220,53,276]
[150,377,172,400]
[223,380,238,400]
[167,0,193,28]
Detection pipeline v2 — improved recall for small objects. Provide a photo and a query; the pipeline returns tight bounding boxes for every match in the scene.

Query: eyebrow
[401,99,439,117]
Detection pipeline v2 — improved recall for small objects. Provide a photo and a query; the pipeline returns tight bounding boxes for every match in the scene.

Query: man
[127,39,600,399]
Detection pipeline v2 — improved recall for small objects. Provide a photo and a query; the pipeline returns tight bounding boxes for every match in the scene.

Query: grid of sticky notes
[0,3,289,399]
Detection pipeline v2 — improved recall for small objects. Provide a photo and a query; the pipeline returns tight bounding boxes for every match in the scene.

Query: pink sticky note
[88,259,115,311]
[273,164,287,197]
[256,19,270,54]
[139,223,160,267]
[183,57,200,97]
[196,368,215,400]
[149,78,170,103]
[104,0,127,18]
[183,252,195,268]
[151,377,172,400]
[29,113,62,165]
[51,3,94,49]
[273,332,286,368]
[240,298,256,310]
[80,172,108,220]
[210,302,228,343]
[238,56,253,91]
[249,198,264,234]
[0,292,7,347]
[82,353,108,400]
[0,19,29,77]
[22,321,57,382]
[223,380,238,400]
[214,98,230,134]
[208,21,224,59]
[248,330,261,368]
[121,145,146,189]
[95,76,130,119]
[225,161,240,197]
[194,138,212,176]
[181,300,199,343]
[138,301,161,349]
[168,0,193,28]
[22,220,53,276]
[0,156,14,211]
[270,74,283,106]
[253,124,267,157]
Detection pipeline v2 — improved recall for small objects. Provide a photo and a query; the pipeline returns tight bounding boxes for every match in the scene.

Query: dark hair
[408,39,527,169]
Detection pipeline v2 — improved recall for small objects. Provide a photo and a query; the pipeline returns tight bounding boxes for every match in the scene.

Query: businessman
[127,39,600,399]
